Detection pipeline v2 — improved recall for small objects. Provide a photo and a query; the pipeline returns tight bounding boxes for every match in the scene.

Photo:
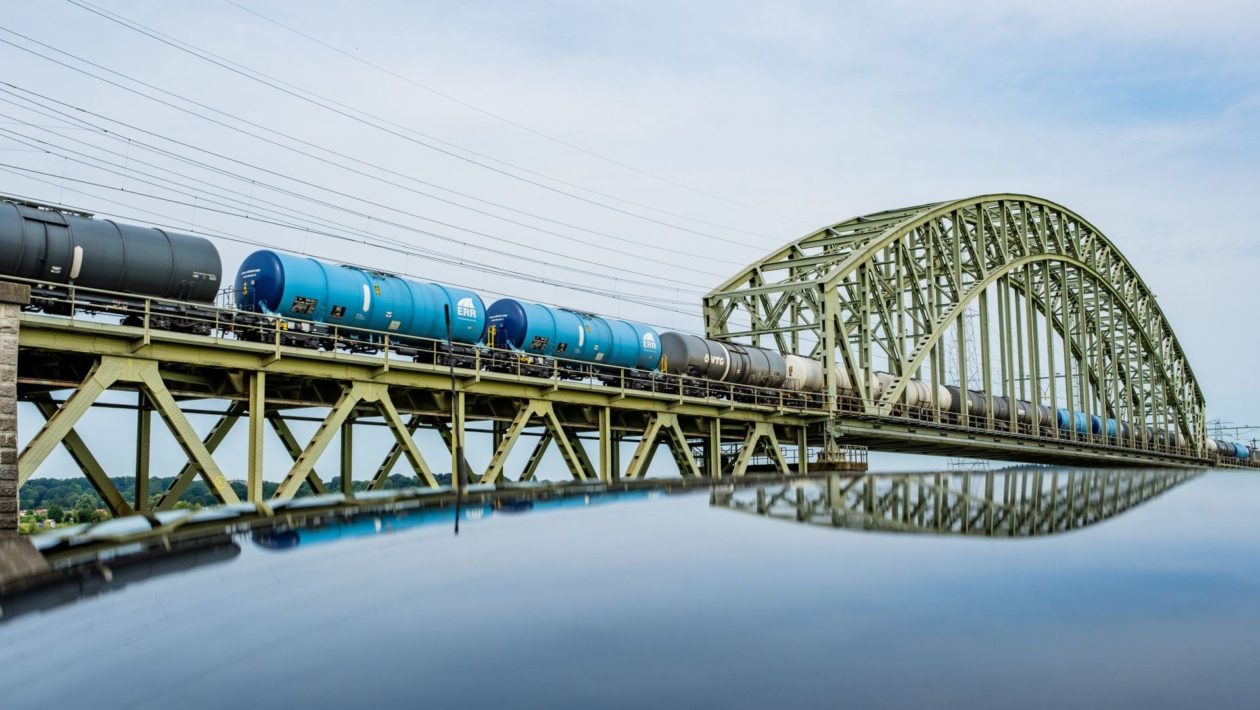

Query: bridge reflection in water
[712,469,1199,537]
[2,469,1199,621]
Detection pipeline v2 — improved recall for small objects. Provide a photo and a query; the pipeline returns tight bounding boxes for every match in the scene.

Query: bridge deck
[8,309,1239,526]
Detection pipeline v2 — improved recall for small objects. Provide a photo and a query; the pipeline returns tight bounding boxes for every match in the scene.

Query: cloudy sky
[4,0,1258,478]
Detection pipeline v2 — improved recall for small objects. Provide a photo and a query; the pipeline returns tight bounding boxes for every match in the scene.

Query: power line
[0,85,729,286]
[0,161,698,312]
[221,0,813,228]
[0,31,752,269]
[0,176,705,333]
[65,0,774,249]
[0,111,706,298]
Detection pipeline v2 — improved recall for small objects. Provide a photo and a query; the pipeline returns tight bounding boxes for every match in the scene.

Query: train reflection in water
[251,489,660,550]
[711,469,1200,537]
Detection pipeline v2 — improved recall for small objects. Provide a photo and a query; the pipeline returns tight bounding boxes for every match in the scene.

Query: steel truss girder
[274,381,437,500]
[704,194,1206,449]
[18,355,240,505]
[27,391,134,517]
[479,400,591,484]
[624,412,702,479]
[14,326,835,507]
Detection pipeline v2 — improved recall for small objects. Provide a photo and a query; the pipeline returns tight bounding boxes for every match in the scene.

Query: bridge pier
[1,281,31,538]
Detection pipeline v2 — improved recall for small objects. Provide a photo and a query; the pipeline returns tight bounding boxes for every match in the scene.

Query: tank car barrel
[235,250,486,345]
[485,298,660,369]
[0,199,220,302]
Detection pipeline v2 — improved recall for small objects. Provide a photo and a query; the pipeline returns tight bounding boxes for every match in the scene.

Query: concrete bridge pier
[1,281,30,538]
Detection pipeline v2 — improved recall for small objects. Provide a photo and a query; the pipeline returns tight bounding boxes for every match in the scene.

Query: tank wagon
[658,332,788,392]
[0,197,220,331]
[1210,439,1253,461]
[234,250,485,363]
[894,381,1193,448]
[3,197,1250,460]
[483,299,660,381]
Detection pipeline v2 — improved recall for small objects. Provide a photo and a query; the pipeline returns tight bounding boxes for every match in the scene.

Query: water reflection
[713,468,1201,536]
[5,470,1259,709]
[0,471,1201,625]
[0,535,240,622]
[251,489,658,550]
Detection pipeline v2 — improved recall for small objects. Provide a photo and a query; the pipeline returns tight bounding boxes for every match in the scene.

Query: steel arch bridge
[705,194,1207,460]
[0,193,1231,535]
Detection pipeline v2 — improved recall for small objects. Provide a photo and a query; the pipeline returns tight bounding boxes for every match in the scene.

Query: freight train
[2,196,1253,462]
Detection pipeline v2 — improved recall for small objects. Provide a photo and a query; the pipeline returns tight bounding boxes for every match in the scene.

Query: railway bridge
[1,194,1249,532]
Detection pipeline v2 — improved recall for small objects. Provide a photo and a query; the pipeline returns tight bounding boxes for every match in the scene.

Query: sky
[3,0,1258,479]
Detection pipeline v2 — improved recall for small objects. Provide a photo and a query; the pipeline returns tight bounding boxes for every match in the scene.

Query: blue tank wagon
[235,250,485,354]
[484,298,660,379]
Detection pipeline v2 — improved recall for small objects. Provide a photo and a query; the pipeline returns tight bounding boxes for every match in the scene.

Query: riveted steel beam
[620,412,704,479]
[519,431,552,482]
[18,358,121,485]
[134,361,240,505]
[28,391,133,517]
[265,411,328,496]
[273,384,362,500]
[730,422,789,476]
[705,194,1206,455]
[375,389,438,489]
[155,402,246,511]
[247,371,265,503]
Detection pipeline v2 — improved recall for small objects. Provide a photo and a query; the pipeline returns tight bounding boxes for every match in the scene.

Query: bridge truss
[705,194,1207,456]
[14,313,829,517]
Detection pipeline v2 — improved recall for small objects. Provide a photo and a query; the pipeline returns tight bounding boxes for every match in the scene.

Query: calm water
[2,469,1259,709]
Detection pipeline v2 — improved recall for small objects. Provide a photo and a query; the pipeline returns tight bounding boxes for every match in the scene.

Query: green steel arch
[704,194,1206,452]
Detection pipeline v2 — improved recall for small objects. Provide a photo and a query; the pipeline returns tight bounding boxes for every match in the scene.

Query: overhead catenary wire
[0,116,706,299]
[62,0,774,250]
[221,0,815,228]
[0,152,695,307]
[0,86,733,290]
[0,11,770,333]
[0,95,725,288]
[0,176,705,334]
[0,161,700,314]
[0,37,749,273]
[0,34,745,282]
